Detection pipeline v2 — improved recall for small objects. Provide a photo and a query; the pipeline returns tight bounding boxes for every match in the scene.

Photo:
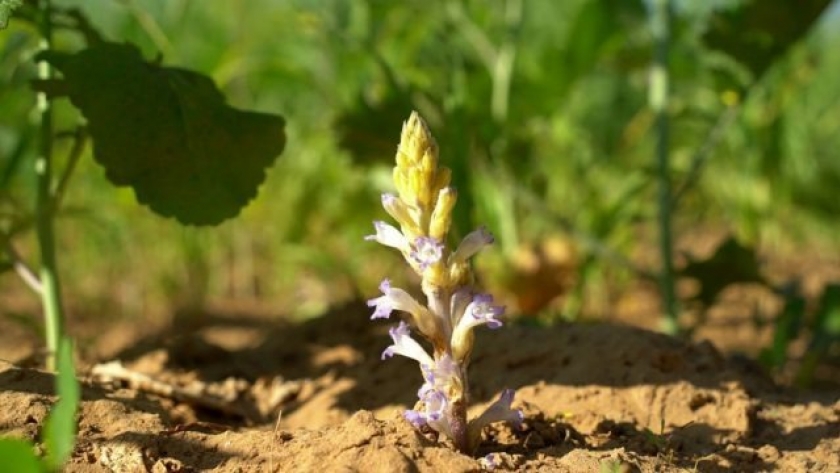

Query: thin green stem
[672,103,739,207]
[650,0,679,335]
[36,0,65,370]
[51,127,87,213]
[2,235,43,294]
[490,0,522,124]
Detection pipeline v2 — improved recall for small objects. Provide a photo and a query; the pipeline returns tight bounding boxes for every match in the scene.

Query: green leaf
[43,338,79,470]
[702,0,832,78]
[795,284,840,386]
[0,439,43,472]
[0,438,43,473]
[35,42,286,226]
[550,0,645,101]
[0,0,22,29]
[759,292,805,370]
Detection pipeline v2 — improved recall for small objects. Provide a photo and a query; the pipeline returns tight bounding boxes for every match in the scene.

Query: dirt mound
[1,303,838,471]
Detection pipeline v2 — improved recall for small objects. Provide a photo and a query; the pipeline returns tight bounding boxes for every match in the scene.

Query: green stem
[650,0,679,335]
[51,127,87,213]
[672,103,739,207]
[36,0,65,370]
[490,0,522,124]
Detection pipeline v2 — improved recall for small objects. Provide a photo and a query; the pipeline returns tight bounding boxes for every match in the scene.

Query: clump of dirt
[1,302,838,472]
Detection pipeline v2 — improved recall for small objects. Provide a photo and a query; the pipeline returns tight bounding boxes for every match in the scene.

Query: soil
[1,297,839,473]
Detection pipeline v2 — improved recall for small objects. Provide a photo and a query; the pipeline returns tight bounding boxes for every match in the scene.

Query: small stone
[757,444,780,462]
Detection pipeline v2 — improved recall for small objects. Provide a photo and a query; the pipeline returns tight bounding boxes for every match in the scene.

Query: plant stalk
[36,0,65,370]
[650,0,679,334]
[450,398,469,454]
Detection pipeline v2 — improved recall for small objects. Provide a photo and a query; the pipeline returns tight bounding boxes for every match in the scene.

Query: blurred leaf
[702,0,832,78]
[34,42,286,226]
[0,438,42,473]
[43,337,79,471]
[590,174,648,237]
[680,236,766,308]
[813,284,840,339]
[759,291,805,370]
[797,283,840,385]
[501,235,577,315]
[551,0,645,101]
[0,0,21,29]
[565,0,644,76]
[1,126,33,189]
[1,310,41,334]
[334,90,413,166]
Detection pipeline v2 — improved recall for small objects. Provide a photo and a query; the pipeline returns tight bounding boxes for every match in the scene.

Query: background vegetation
[2,0,838,355]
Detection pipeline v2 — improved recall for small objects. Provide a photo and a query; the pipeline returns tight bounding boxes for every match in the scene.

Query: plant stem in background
[35,0,65,370]
[649,0,679,335]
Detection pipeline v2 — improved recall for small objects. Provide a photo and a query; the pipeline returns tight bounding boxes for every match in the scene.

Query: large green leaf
[35,42,286,225]
[703,0,832,78]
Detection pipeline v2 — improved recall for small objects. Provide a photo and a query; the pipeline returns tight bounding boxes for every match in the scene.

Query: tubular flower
[366,112,521,455]
[382,321,434,367]
[365,221,410,253]
[367,279,425,321]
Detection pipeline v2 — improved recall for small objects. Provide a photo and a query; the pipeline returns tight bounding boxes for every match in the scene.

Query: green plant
[796,283,840,386]
[649,0,679,334]
[366,112,521,454]
[0,0,20,28]
[760,282,840,387]
[0,336,80,472]
[2,2,286,368]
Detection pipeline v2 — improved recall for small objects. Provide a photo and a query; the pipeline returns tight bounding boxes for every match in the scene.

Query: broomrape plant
[366,112,522,454]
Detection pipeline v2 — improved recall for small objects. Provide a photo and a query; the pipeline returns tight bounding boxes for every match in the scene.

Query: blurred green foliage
[1,0,839,330]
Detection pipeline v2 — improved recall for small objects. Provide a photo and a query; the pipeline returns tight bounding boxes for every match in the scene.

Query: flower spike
[367,111,520,455]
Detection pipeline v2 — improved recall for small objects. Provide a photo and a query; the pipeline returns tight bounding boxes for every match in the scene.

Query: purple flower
[381,321,434,366]
[480,453,500,471]
[410,236,444,270]
[404,361,461,439]
[425,354,459,389]
[365,220,409,252]
[470,389,524,434]
[422,389,448,423]
[367,279,425,320]
[451,226,494,264]
[451,293,505,362]
[453,293,505,336]
[404,409,427,428]
[403,388,448,428]
[466,294,505,329]
[405,387,453,439]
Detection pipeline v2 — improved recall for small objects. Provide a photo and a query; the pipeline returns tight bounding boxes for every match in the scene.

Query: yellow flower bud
[429,187,457,241]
